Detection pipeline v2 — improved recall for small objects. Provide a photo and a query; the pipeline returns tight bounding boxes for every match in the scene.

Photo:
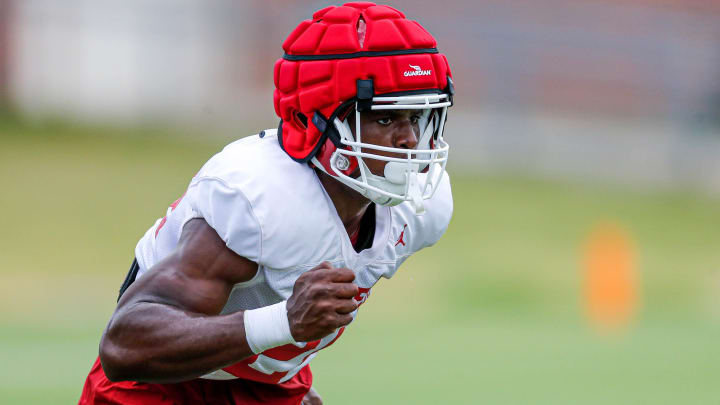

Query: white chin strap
[311,93,451,215]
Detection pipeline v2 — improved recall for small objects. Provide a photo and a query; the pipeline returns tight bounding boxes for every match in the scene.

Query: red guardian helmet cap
[274,2,454,214]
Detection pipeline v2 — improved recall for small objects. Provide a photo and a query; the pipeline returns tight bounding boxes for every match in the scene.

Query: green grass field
[1,120,719,404]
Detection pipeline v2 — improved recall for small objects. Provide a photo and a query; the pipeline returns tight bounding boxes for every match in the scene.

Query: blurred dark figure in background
[0,0,12,106]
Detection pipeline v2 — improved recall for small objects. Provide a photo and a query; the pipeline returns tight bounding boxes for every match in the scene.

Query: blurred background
[1,0,719,403]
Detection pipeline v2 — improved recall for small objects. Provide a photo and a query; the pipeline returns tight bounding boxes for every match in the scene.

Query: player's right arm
[99,218,358,384]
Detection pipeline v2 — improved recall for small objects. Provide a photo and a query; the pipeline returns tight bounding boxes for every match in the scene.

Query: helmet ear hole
[293,111,308,129]
[337,105,355,122]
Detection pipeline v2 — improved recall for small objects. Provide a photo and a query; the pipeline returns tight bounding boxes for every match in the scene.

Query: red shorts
[78,357,312,405]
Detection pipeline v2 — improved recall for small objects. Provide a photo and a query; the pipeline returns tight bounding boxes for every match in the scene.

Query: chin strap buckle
[445,76,455,106]
[356,79,374,112]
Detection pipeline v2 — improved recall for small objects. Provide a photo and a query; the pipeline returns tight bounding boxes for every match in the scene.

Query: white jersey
[134,129,453,384]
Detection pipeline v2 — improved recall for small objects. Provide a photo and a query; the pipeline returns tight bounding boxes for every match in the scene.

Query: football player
[79,2,454,404]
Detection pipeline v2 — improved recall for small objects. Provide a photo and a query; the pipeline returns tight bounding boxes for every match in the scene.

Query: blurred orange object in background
[584,222,638,333]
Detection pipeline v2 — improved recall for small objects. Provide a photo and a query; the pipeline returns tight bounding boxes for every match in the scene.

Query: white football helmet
[273,3,455,215]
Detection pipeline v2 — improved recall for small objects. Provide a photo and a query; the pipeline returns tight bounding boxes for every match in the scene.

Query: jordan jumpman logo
[395,224,408,247]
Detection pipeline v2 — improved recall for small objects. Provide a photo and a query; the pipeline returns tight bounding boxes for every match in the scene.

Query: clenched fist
[286,262,358,342]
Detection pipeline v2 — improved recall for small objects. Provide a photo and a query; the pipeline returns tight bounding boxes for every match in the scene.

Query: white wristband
[243,300,296,354]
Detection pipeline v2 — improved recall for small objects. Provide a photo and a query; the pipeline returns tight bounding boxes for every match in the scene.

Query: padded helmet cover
[273,2,453,162]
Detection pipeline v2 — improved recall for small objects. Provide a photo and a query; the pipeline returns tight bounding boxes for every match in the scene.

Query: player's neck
[315,169,371,235]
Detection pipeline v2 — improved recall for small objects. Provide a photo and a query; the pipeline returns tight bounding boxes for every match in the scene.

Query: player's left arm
[302,387,323,405]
